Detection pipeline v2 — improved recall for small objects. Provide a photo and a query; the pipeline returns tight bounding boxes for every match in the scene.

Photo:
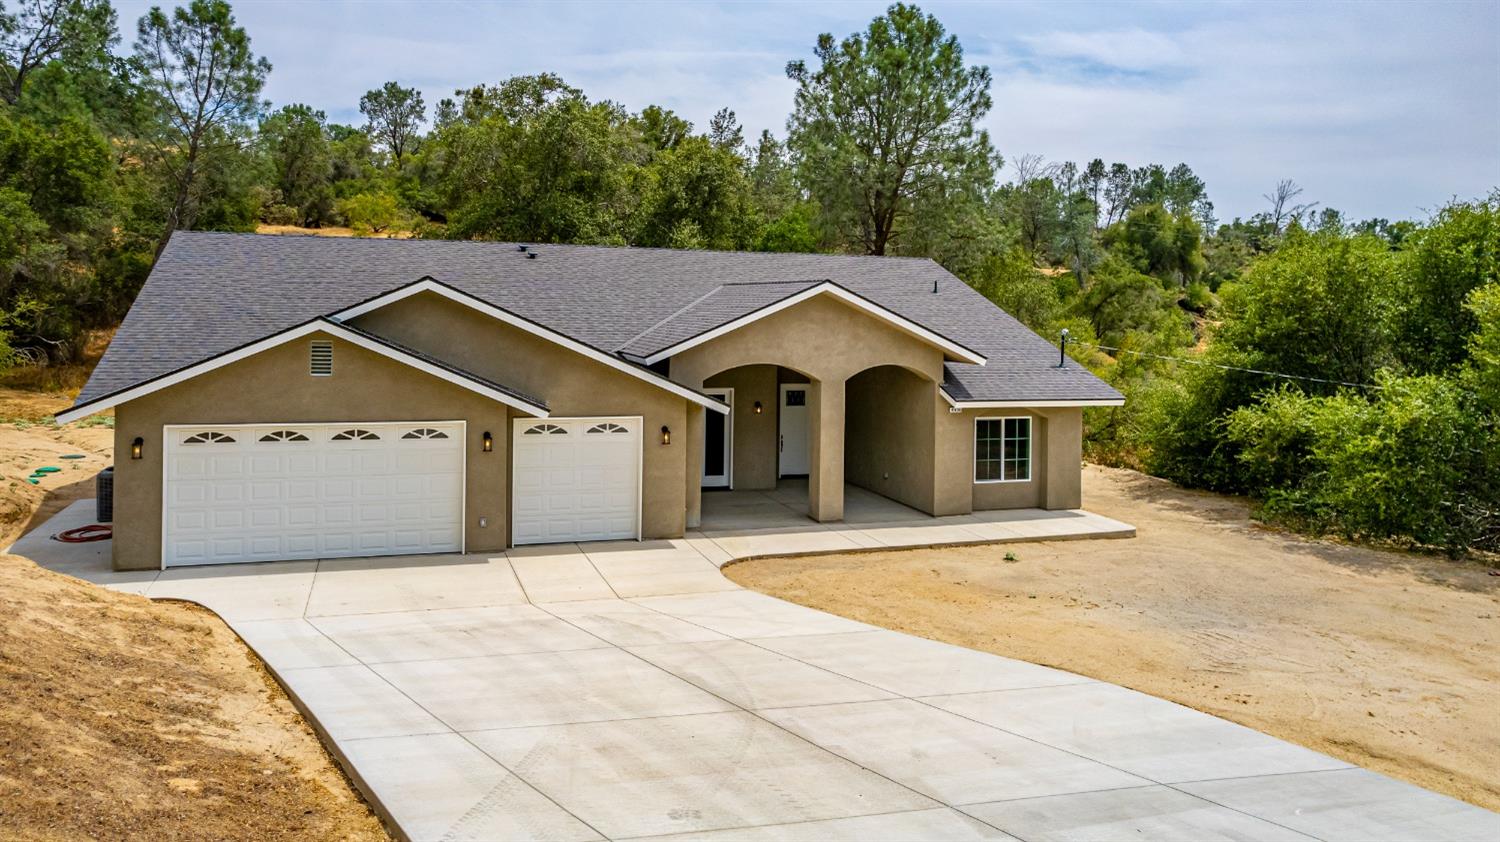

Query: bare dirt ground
[727,464,1500,811]
[0,390,113,549]
[0,553,390,841]
[0,377,389,839]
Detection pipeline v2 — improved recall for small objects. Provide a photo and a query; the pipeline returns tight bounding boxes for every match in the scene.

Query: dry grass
[0,554,390,841]
[256,224,413,239]
[728,464,1500,811]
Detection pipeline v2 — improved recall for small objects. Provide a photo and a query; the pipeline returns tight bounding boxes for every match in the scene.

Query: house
[58,232,1123,570]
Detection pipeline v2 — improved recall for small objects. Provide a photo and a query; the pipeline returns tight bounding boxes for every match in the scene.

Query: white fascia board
[332,279,730,415]
[639,282,988,367]
[54,319,550,424]
[938,388,1125,409]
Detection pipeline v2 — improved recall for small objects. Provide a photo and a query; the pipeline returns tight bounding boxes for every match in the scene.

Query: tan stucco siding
[669,294,945,522]
[704,366,778,490]
[668,294,945,387]
[110,331,514,571]
[844,365,937,512]
[933,405,1084,512]
[350,292,691,539]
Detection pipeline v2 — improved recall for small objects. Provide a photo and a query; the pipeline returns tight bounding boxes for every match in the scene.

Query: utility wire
[1065,340,1384,390]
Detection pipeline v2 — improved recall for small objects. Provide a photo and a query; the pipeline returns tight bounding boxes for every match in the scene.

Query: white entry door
[778,384,810,476]
[512,417,641,545]
[163,421,465,567]
[702,388,733,488]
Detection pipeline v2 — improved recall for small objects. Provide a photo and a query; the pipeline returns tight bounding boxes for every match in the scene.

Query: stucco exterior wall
[844,365,937,512]
[111,331,514,571]
[669,294,945,521]
[352,292,690,539]
[932,405,1084,513]
[704,366,778,490]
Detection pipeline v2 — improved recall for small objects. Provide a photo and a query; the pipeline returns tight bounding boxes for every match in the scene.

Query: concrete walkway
[11,501,1499,842]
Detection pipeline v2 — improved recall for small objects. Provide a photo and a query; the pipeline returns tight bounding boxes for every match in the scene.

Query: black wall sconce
[660,425,671,446]
[753,400,763,414]
[131,437,143,459]
[482,431,493,452]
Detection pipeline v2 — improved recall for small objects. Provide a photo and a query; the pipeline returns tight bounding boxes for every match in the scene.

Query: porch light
[482,431,493,452]
[131,437,143,460]
[753,400,763,414]
[660,425,671,446]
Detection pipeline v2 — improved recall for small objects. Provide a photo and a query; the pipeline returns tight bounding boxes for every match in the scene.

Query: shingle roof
[76,232,1121,407]
[617,280,824,359]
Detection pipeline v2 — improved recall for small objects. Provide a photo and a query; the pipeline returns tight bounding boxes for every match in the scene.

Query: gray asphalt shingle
[75,232,1120,407]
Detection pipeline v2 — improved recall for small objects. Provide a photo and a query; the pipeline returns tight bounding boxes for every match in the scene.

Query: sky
[111,0,1500,222]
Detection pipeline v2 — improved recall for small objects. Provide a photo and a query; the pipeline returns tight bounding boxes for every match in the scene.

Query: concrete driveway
[13,501,1500,842]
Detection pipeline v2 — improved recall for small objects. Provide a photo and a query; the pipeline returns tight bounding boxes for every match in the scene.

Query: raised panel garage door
[512,417,641,545]
[163,421,464,567]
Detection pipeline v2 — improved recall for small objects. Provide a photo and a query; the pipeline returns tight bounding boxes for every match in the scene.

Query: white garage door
[512,417,641,545]
[163,421,464,567]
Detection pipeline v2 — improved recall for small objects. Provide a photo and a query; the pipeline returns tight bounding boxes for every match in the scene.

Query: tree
[634,135,753,249]
[359,80,424,168]
[1002,154,1062,258]
[259,103,332,225]
[433,78,640,243]
[1263,178,1316,234]
[785,3,997,255]
[1102,162,1132,225]
[0,0,116,105]
[337,192,404,235]
[1103,204,1205,287]
[1215,230,1397,389]
[635,104,690,152]
[707,106,743,152]
[131,0,269,253]
[1395,194,1500,372]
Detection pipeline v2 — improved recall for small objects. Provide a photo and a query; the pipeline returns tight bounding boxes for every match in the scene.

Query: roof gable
[330,278,729,413]
[55,318,550,424]
[621,281,986,366]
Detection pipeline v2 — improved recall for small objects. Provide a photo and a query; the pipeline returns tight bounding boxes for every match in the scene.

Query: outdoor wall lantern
[660,425,671,446]
[131,437,143,459]
[753,400,763,414]
[482,431,493,452]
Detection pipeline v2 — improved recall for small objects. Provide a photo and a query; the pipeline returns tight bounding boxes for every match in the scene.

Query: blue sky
[112,0,1499,222]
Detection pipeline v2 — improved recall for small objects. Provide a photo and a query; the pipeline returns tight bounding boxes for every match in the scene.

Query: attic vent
[310,341,333,376]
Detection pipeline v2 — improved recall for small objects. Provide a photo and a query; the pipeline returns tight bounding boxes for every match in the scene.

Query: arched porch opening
[843,364,940,516]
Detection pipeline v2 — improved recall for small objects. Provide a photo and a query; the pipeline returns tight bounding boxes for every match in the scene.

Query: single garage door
[163,421,464,567]
[512,417,641,545]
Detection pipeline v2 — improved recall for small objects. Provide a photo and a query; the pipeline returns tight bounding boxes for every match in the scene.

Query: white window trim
[639,282,986,366]
[973,415,1032,484]
[55,319,549,423]
[330,278,729,414]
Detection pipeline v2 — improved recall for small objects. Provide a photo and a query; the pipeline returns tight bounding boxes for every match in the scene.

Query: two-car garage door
[163,422,464,567]
[162,416,643,566]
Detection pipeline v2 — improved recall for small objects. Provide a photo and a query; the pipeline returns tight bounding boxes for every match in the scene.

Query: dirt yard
[0,389,113,549]
[727,465,1500,811]
[0,385,390,840]
[0,554,390,841]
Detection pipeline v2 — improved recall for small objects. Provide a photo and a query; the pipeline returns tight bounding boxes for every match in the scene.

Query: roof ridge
[612,283,727,353]
[169,230,943,263]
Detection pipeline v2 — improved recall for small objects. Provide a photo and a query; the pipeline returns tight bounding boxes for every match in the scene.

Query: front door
[703,388,733,488]
[778,384,810,476]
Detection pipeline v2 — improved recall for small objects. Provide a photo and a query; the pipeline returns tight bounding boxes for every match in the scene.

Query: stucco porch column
[807,377,845,522]
[685,404,703,529]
